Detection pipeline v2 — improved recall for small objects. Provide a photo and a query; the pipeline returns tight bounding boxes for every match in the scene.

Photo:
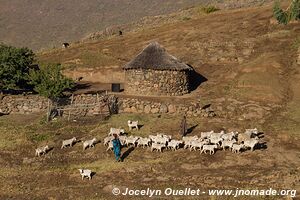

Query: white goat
[201,144,218,155]
[167,140,182,151]
[221,131,237,141]
[35,145,49,157]
[244,138,259,151]
[190,140,209,151]
[61,137,77,149]
[125,136,139,147]
[210,131,225,139]
[78,169,92,180]
[103,136,114,146]
[245,128,258,136]
[106,141,113,151]
[128,120,139,130]
[109,127,125,136]
[210,137,223,146]
[232,144,244,153]
[221,140,236,151]
[137,138,151,148]
[151,143,165,152]
[83,138,97,150]
[200,131,213,139]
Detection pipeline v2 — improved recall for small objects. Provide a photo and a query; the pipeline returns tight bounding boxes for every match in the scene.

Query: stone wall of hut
[125,69,190,96]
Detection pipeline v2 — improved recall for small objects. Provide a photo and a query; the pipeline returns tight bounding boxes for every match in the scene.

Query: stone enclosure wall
[119,98,216,117]
[0,95,48,114]
[0,94,215,118]
[125,69,190,96]
[0,94,110,116]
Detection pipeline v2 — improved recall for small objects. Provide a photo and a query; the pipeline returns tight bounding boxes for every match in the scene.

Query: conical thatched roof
[123,42,192,71]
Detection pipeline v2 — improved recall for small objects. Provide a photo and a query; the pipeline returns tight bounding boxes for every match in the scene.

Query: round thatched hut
[123,42,192,96]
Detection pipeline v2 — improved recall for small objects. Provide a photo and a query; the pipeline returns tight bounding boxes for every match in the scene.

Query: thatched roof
[123,42,192,71]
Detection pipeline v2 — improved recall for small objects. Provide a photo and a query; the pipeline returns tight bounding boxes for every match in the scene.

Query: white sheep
[191,139,210,151]
[201,144,218,155]
[210,137,223,146]
[78,169,92,180]
[61,137,77,149]
[167,140,182,151]
[200,131,213,139]
[151,143,165,152]
[210,131,225,139]
[83,138,97,150]
[119,135,127,146]
[108,127,125,136]
[128,120,139,130]
[221,140,236,151]
[221,132,237,141]
[106,141,113,151]
[232,144,244,153]
[137,138,151,148]
[243,138,259,151]
[35,145,49,157]
[103,136,114,146]
[153,136,169,145]
[245,128,258,136]
[125,136,139,147]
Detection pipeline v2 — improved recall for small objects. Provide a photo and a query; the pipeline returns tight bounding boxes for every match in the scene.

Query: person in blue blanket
[112,134,122,162]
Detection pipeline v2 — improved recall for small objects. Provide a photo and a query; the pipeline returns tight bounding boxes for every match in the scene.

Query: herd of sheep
[35,120,263,180]
[104,127,261,155]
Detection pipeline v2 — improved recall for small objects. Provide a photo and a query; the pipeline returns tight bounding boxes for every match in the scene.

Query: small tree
[29,63,74,101]
[29,63,74,121]
[0,44,35,90]
[273,0,300,24]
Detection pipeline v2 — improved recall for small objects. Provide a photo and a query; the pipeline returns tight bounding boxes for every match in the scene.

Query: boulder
[168,104,176,113]
[159,104,168,113]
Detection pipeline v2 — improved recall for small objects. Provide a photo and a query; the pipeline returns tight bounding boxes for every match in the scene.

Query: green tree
[0,44,35,90]
[28,63,74,100]
[273,0,300,25]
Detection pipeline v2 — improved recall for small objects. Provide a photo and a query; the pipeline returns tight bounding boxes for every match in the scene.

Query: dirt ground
[1,2,300,200]
[0,109,299,200]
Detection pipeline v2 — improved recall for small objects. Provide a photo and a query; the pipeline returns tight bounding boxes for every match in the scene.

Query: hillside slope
[0,0,211,50]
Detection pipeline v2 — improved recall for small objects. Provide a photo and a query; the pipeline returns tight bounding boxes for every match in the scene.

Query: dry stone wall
[0,95,49,114]
[125,69,190,96]
[119,98,216,117]
[0,94,216,118]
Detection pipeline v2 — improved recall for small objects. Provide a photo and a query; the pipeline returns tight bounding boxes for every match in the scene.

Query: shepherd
[180,115,187,137]
[112,134,122,162]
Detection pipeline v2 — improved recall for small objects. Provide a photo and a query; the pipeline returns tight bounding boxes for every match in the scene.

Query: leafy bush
[273,0,300,25]
[200,5,220,14]
[0,44,35,90]
[29,63,74,100]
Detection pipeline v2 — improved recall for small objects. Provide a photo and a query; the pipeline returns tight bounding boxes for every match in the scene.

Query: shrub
[28,63,74,101]
[0,44,35,90]
[273,0,300,25]
[200,5,220,14]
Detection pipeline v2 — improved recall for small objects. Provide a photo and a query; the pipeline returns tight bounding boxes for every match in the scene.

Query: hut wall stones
[123,42,193,96]
[125,69,190,96]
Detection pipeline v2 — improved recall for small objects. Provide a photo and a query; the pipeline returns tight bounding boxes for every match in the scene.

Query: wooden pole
[47,99,50,122]
[68,94,74,121]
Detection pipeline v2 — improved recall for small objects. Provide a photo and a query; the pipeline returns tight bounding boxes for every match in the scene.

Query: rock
[144,105,151,114]
[168,104,176,113]
[123,107,132,113]
[130,106,138,113]
[151,108,159,114]
[159,104,168,113]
